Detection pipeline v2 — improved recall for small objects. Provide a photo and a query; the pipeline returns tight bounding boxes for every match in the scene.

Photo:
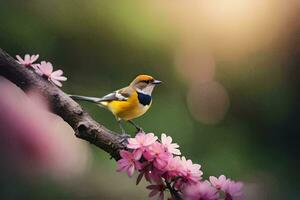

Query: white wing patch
[115,90,128,101]
[99,90,129,102]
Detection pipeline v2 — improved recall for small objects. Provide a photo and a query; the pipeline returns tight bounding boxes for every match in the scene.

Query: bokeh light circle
[187,81,230,124]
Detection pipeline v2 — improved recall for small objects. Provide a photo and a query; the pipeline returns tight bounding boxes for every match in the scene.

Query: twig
[166,181,183,200]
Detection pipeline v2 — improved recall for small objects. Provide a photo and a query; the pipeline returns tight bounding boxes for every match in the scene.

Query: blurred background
[0,0,299,199]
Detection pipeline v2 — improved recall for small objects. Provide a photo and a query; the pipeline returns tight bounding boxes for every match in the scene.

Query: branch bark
[0,48,126,160]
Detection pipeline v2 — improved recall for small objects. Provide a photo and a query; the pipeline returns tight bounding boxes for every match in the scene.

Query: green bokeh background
[1,1,299,199]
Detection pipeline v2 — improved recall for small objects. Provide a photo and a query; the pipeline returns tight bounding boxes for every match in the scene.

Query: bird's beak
[153,79,162,85]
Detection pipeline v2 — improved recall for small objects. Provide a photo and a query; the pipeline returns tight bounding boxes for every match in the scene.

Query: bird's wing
[99,87,132,102]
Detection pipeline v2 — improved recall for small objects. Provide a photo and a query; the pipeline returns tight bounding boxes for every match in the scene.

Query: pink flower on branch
[35,61,67,87]
[183,181,219,200]
[165,156,184,180]
[161,133,181,155]
[136,162,162,185]
[143,142,172,170]
[116,150,142,177]
[127,132,158,151]
[180,156,203,184]
[16,54,39,67]
[116,132,244,199]
[209,175,230,191]
[225,181,244,200]
[210,175,243,199]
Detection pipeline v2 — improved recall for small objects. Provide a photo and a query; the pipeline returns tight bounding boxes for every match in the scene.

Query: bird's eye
[142,80,150,84]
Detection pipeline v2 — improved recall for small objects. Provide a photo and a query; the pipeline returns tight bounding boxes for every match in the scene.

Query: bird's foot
[119,133,131,144]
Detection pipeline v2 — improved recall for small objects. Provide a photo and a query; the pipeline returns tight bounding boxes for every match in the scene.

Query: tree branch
[0,48,126,160]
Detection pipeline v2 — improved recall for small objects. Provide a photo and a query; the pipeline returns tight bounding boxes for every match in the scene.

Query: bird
[69,74,162,134]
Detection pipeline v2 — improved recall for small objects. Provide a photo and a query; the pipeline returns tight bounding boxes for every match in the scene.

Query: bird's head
[130,75,162,95]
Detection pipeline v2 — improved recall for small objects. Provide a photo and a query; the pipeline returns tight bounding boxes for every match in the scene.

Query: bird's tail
[69,95,102,103]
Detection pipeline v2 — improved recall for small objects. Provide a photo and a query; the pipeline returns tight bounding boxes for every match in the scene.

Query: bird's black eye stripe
[141,80,153,84]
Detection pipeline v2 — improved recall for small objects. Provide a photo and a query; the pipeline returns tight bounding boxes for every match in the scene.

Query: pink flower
[136,162,162,184]
[180,156,203,184]
[116,150,142,177]
[143,142,172,170]
[127,132,158,150]
[225,181,243,200]
[115,132,244,199]
[16,54,39,67]
[161,133,181,155]
[166,156,184,178]
[209,175,243,199]
[35,61,67,87]
[183,181,219,200]
[146,183,165,200]
[209,175,230,190]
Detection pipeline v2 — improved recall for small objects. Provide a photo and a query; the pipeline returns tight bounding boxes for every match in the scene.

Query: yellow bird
[70,75,162,133]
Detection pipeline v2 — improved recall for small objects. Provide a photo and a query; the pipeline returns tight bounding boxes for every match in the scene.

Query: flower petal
[148,189,159,197]
[127,165,135,177]
[133,149,143,160]
[52,75,67,81]
[120,150,132,159]
[50,78,62,87]
[24,54,30,61]
[16,55,24,63]
[51,69,63,77]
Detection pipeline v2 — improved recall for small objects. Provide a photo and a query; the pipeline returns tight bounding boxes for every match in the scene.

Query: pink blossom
[161,133,181,155]
[127,132,158,151]
[136,162,162,184]
[146,183,165,200]
[116,150,142,177]
[210,175,243,199]
[166,156,184,179]
[115,132,244,199]
[16,54,39,67]
[180,156,203,184]
[143,142,172,170]
[225,181,243,200]
[183,181,219,200]
[35,61,67,87]
[209,175,230,190]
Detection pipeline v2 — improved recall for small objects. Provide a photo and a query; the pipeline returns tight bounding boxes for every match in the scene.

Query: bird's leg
[128,120,144,133]
[117,120,130,143]
[118,120,126,134]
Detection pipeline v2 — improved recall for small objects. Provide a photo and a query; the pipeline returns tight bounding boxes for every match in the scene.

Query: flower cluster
[116,132,244,200]
[16,54,67,87]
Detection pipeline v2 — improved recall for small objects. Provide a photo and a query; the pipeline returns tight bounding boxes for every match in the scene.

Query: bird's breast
[106,91,152,120]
